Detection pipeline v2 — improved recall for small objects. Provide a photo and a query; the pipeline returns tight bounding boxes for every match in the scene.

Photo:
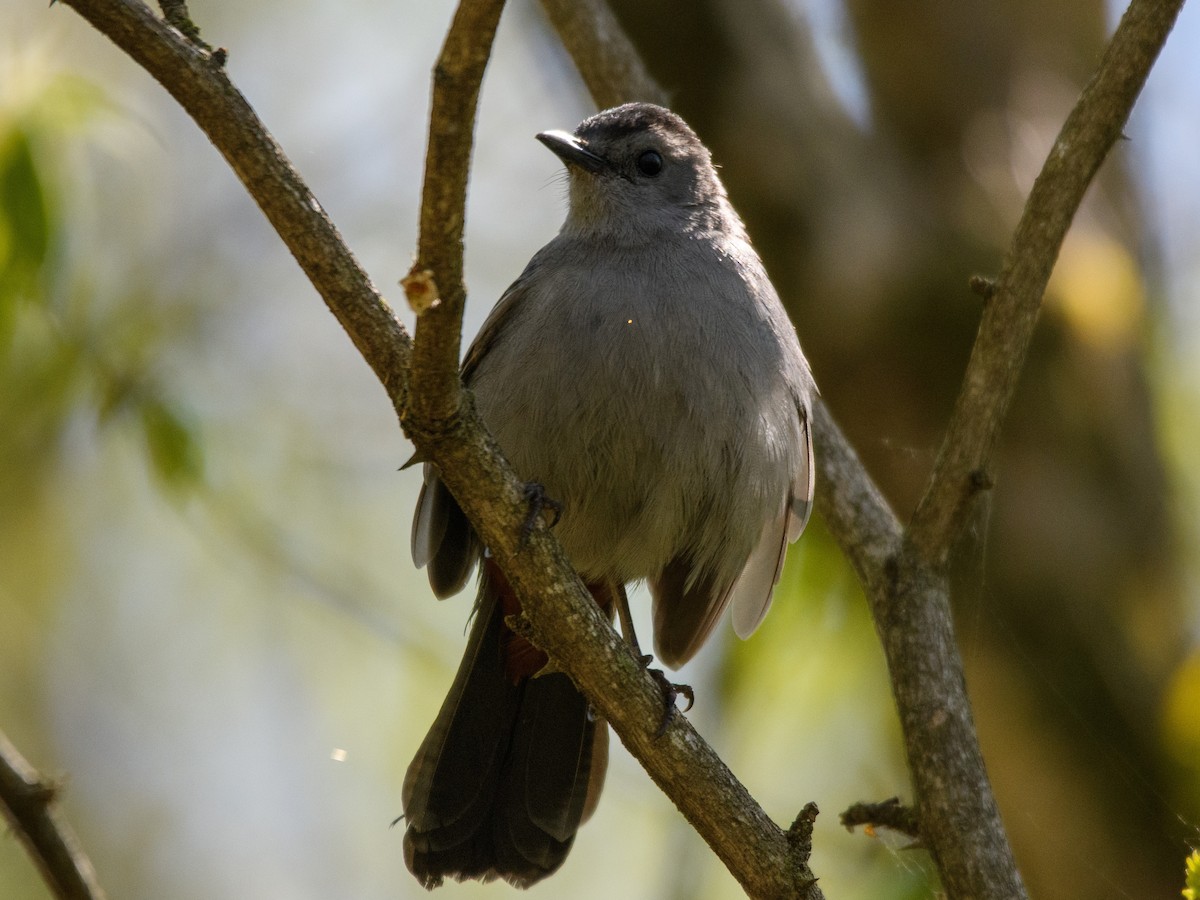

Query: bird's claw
[639,657,694,737]
[520,482,563,544]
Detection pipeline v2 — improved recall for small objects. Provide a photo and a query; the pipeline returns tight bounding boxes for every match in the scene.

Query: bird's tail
[402,560,608,888]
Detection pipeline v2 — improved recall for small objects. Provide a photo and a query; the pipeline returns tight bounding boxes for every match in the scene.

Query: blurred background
[2,0,1199,897]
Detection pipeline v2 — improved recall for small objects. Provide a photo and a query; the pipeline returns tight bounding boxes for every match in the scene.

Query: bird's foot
[520,482,563,545]
[638,655,694,738]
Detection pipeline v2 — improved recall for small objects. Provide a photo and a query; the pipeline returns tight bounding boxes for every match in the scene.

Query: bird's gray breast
[469,237,801,582]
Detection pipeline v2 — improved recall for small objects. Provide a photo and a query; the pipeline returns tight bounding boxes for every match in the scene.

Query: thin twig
[841,797,921,840]
[406,0,507,428]
[0,730,106,900]
[908,0,1187,564]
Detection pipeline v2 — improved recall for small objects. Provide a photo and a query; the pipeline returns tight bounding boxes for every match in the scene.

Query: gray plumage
[404,102,815,888]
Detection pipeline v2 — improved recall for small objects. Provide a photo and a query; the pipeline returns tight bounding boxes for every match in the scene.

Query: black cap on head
[573,103,706,161]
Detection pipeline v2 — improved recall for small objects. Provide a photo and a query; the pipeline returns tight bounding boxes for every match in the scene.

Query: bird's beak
[536,130,607,174]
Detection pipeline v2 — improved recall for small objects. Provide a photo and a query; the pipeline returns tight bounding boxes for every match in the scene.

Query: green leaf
[0,129,51,283]
[0,128,52,348]
[140,398,204,489]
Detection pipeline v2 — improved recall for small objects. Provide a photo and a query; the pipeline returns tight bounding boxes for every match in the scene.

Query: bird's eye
[636,150,663,177]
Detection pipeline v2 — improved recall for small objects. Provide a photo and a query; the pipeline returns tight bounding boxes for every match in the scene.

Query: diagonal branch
[0,729,106,900]
[809,402,902,588]
[908,0,1187,564]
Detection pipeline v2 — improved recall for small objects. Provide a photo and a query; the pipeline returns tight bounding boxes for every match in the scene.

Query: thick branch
[882,557,1025,897]
[908,0,1187,563]
[845,1,1183,895]
[0,730,106,900]
[820,384,1023,898]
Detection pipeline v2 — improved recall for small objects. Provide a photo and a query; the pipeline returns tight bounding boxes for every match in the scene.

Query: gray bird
[402,102,815,889]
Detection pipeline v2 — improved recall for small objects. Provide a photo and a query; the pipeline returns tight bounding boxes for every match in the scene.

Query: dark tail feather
[402,568,607,888]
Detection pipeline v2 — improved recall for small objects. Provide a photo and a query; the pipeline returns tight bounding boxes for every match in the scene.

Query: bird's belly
[517,428,705,581]
[471,264,801,585]
[481,356,782,584]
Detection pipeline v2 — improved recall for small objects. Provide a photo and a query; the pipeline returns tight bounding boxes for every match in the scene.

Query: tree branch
[908,0,1187,564]
[809,402,902,590]
[841,797,921,841]
[406,0,506,427]
[890,4,1184,893]
[0,729,106,900]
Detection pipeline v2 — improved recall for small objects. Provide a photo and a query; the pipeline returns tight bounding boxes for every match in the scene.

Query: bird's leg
[609,583,694,738]
[520,482,563,544]
[611,581,648,664]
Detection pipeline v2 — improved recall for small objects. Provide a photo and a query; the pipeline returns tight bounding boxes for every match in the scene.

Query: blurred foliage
[1185,848,1200,899]
[722,525,938,897]
[137,396,204,489]
[0,58,204,504]
[1164,652,1200,791]
[0,129,50,316]
[0,53,204,897]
